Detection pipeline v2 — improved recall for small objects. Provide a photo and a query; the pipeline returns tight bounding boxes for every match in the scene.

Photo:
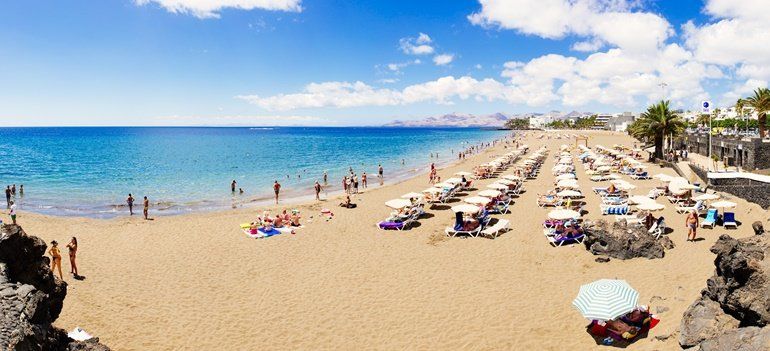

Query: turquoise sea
[0,127,508,218]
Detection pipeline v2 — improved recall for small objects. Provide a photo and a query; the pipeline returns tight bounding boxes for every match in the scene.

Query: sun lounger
[648,218,666,239]
[444,226,482,237]
[701,209,718,229]
[723,212,738,229]
[489,199,511,214]
[630,171,650,180]
[547,233,585,247]
[601,204,630,215]
[615,214,644,226]
[675,200,703,214]
[481,219,509,238]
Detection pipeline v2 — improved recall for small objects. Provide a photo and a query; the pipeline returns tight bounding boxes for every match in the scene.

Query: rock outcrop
[582,220,675,260]
[0,224,110,350]
[680,234,770,350]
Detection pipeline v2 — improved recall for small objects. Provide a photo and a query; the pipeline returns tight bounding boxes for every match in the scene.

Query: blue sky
[1,0,768,126]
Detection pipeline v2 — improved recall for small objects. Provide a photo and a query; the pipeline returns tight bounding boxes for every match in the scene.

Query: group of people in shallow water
[47,237,80,280]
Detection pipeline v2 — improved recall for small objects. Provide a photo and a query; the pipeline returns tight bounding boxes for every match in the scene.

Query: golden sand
[18,130,762,350]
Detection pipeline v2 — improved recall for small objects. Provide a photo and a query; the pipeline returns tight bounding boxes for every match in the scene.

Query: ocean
[0,127,508,218]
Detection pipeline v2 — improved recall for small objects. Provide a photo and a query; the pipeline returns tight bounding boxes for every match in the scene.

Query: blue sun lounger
[723,212,738,229]
[701,209,718,229]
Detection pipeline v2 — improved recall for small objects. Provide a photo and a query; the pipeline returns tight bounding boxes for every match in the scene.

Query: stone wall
[677,134,770,170]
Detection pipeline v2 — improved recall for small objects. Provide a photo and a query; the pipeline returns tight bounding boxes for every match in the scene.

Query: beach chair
[630,171,650,180]
[481,219,510,238]
[615,213,644,226]
[592,186,608,194]
[675,200,703,214]
[723,212,738,229]
[601,204,629,215]
[547,233,585,247]
[647,188,663,199]
[649,217,666,239]
[489,199,511,214]
[701,209,718,229]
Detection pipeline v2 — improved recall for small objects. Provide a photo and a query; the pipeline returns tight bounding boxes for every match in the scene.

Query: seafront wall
[705,172,770,209]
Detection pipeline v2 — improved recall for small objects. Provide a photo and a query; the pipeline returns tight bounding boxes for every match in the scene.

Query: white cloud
[475,64,483,69]
[134,0,302,18]
[237,76,556,111]
[157,114,328,126]
[468,0,671,53]
[571,39,603,52]
[399,33,435,55]
[433,54,454,66]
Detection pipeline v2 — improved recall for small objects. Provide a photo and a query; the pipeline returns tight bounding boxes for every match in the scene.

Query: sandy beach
[15,130,764,350]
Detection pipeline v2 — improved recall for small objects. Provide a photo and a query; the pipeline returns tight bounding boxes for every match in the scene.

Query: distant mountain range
[383,111,593,127]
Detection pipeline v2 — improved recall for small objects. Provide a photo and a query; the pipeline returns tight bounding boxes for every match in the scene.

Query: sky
[1,0,769,126]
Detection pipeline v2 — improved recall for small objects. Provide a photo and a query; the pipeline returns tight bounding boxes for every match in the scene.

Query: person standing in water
[126,194,135,215]
[4,186,10,208]
[143,196,149,220]
[362,171,367,189]
[231,180,237,193]
[323,171,328,185]
[49,240,63,280]
[11,184,16,197]
[67,237,78,277]
[314,181,321,200]
[273,181,281,204]
[378,164,384,185]
[19,184,23,197]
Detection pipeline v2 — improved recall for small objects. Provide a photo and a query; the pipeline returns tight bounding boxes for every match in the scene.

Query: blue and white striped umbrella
[572,279,639,321]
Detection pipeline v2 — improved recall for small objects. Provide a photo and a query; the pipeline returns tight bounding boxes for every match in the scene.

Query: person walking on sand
[67,237,78,277]
[143,196,149,220]
[8,200,17,225]
[126,194,135,215]
[686,210,698,241]
[231,180,237,193]
[49,240,63,280]
[273,181,281,204]
[314,181,321,200]
[342,176,348,194]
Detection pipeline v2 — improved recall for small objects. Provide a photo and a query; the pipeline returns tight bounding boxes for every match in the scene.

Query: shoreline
[10,132,510,222]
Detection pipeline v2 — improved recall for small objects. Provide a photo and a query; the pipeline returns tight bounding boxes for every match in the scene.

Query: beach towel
[378,221,405,230]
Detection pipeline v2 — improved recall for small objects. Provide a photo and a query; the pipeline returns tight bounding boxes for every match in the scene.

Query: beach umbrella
[556,173,576,180]
[637,202,665,211]
[385,199,412,209]
[464,196,492,205]
[548,209,581,220]
[401,192,423,199]
[628,195,655,205]
[451,204,480,214]
[502,175,522,181]
[614,182,636,191]
[557,179,578,187]
[606,174,621,180]
[572,279,639,321]
[478,189,502,197]
[596,166,611,172]
[653,173,673,181]
[522,159,536,165]
[676,183,700,190]
[710,201,737,209]
[496,179,515,185]
[487,183,509,190]
[557,190,582,198]
[454,171,472,176]
[694,193,720,201]
[444,177,463,184]
[435,182,455,188]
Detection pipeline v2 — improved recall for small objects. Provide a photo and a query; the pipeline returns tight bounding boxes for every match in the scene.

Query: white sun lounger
[481,219,509,238]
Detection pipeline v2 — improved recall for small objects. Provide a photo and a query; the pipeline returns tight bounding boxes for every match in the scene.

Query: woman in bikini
[66,237,78,277]
[49,240,64,280]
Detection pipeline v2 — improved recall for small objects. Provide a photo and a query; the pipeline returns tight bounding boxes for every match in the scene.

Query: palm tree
[745,88,770,138]
[629,100,686,160]
[736,98,745,132]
